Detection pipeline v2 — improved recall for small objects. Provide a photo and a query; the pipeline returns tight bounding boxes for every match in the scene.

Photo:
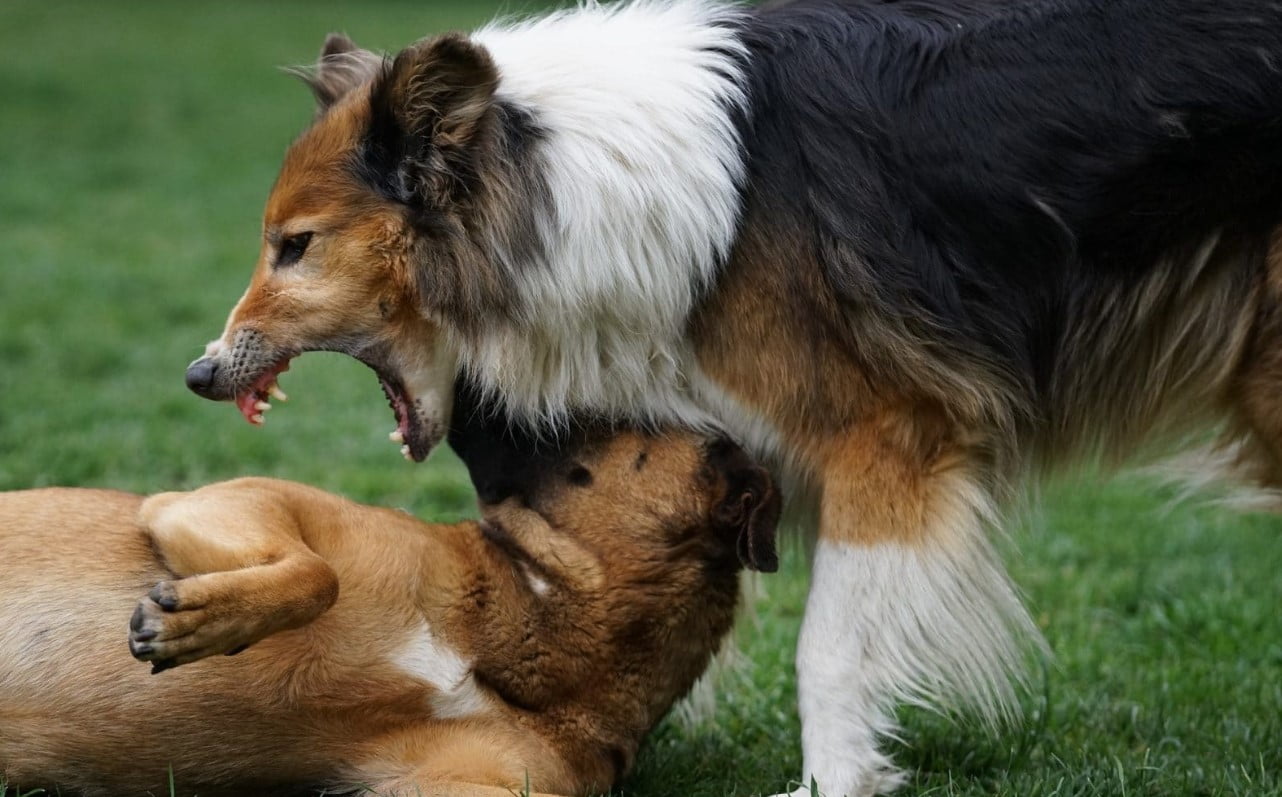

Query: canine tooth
[401,444,412,461]
[268,384,288,402]
[251,413,265,425]
[389,430,405,444]
[254,401,272,412]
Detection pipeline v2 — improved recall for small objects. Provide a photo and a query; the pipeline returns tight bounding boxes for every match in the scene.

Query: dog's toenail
[133,629,157,642]
[149,584,179,611]
[132,643,154,657]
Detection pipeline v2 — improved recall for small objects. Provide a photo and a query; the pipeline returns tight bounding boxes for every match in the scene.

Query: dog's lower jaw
[405,414,447,462]
[393,339,457,462]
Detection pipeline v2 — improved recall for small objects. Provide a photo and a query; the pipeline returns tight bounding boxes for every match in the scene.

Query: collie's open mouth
[230,352,436,463]
[377,369,432,462]
[234,357,292,425]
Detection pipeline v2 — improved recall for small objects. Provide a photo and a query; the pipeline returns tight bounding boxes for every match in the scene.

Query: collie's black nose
[185,357,219,398]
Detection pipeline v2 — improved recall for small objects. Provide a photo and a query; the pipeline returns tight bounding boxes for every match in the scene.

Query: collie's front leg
[780,427,1040,796]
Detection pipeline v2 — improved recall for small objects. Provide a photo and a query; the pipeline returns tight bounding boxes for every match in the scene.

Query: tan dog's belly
[0,487,546,797]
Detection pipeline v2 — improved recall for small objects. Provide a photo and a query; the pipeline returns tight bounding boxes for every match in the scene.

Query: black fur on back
[737,0,1282,438]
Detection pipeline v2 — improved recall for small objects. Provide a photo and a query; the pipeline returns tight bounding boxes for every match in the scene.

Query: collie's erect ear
[716,464,782,573]
[364,33,499,206]
[290,33,385,112]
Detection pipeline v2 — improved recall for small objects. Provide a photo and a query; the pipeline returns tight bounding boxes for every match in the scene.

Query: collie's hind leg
[779,422,1039,796]
[1226,228,1282,491]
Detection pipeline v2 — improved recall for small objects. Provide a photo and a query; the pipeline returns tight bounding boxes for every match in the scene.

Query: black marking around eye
[568,465,593,487]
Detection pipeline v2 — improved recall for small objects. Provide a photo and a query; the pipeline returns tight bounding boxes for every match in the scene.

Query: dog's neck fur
[452,1,750,427]
[412,509,739,791]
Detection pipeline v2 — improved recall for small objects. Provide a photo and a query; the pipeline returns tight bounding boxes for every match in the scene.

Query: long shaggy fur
[459,0,750,423]
[454,3,1282,791]
[217,1,1282,793]
[735,0,1282,462]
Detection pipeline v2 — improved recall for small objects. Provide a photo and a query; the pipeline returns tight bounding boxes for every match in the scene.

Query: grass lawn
[1,2,1280,795]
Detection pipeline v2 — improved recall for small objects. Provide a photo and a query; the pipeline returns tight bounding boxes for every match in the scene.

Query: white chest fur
[391,622,492,719]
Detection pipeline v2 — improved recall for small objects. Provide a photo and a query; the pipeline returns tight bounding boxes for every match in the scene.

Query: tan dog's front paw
[128,580,255,674]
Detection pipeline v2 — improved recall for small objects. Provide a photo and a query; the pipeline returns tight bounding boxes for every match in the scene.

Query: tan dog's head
[477,428,781,579]
[459,424,779,781]
[185,33,517,460]
[449,380,781,577]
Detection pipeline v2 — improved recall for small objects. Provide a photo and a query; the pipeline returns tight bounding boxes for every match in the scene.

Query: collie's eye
[276,232,313,267]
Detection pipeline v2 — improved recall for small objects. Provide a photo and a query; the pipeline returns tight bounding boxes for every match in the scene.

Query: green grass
[1,2,1280,796]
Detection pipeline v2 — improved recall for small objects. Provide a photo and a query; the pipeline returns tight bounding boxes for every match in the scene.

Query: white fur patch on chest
[391,622,492,719]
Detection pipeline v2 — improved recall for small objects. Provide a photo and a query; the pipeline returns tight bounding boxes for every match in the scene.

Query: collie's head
[185,4,748,460]
[184,32,531,460]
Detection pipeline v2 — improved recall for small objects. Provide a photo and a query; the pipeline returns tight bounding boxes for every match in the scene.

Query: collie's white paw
[764,767,906,797]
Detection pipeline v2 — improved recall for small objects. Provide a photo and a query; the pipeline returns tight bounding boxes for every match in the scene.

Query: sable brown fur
[0,430,777,797]
[179,2,1282,791]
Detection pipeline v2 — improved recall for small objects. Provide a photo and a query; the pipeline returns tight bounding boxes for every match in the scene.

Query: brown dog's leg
[128,478,339,672]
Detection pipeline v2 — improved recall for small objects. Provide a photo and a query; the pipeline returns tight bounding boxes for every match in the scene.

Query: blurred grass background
[1,2,1280,795]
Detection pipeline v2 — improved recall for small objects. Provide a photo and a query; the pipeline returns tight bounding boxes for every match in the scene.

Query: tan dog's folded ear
[288,32,385,113]
[716,465,782,573]
[366,34,499,206]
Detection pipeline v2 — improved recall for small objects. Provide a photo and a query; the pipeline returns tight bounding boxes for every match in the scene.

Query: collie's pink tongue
[235,361,291,426]
[236,392,263,425]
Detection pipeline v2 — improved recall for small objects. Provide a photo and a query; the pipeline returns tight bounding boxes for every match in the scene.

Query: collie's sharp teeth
[251,413,265,425]
[268,384,288,402]
[389,430,404,444]
[254,401,272,412]
[401,444,412,461]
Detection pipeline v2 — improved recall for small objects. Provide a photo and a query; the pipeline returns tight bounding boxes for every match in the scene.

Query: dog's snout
[185,357,220,398]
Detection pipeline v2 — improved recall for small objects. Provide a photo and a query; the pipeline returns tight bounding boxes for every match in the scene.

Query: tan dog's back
[0,489,172,792]
[0,489,157,694]
[0,487,446,795]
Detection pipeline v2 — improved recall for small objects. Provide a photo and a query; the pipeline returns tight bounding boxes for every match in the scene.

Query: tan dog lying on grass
[0,428,779,797]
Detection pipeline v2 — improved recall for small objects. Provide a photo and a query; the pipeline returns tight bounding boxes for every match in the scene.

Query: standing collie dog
[183,0,1282,793]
